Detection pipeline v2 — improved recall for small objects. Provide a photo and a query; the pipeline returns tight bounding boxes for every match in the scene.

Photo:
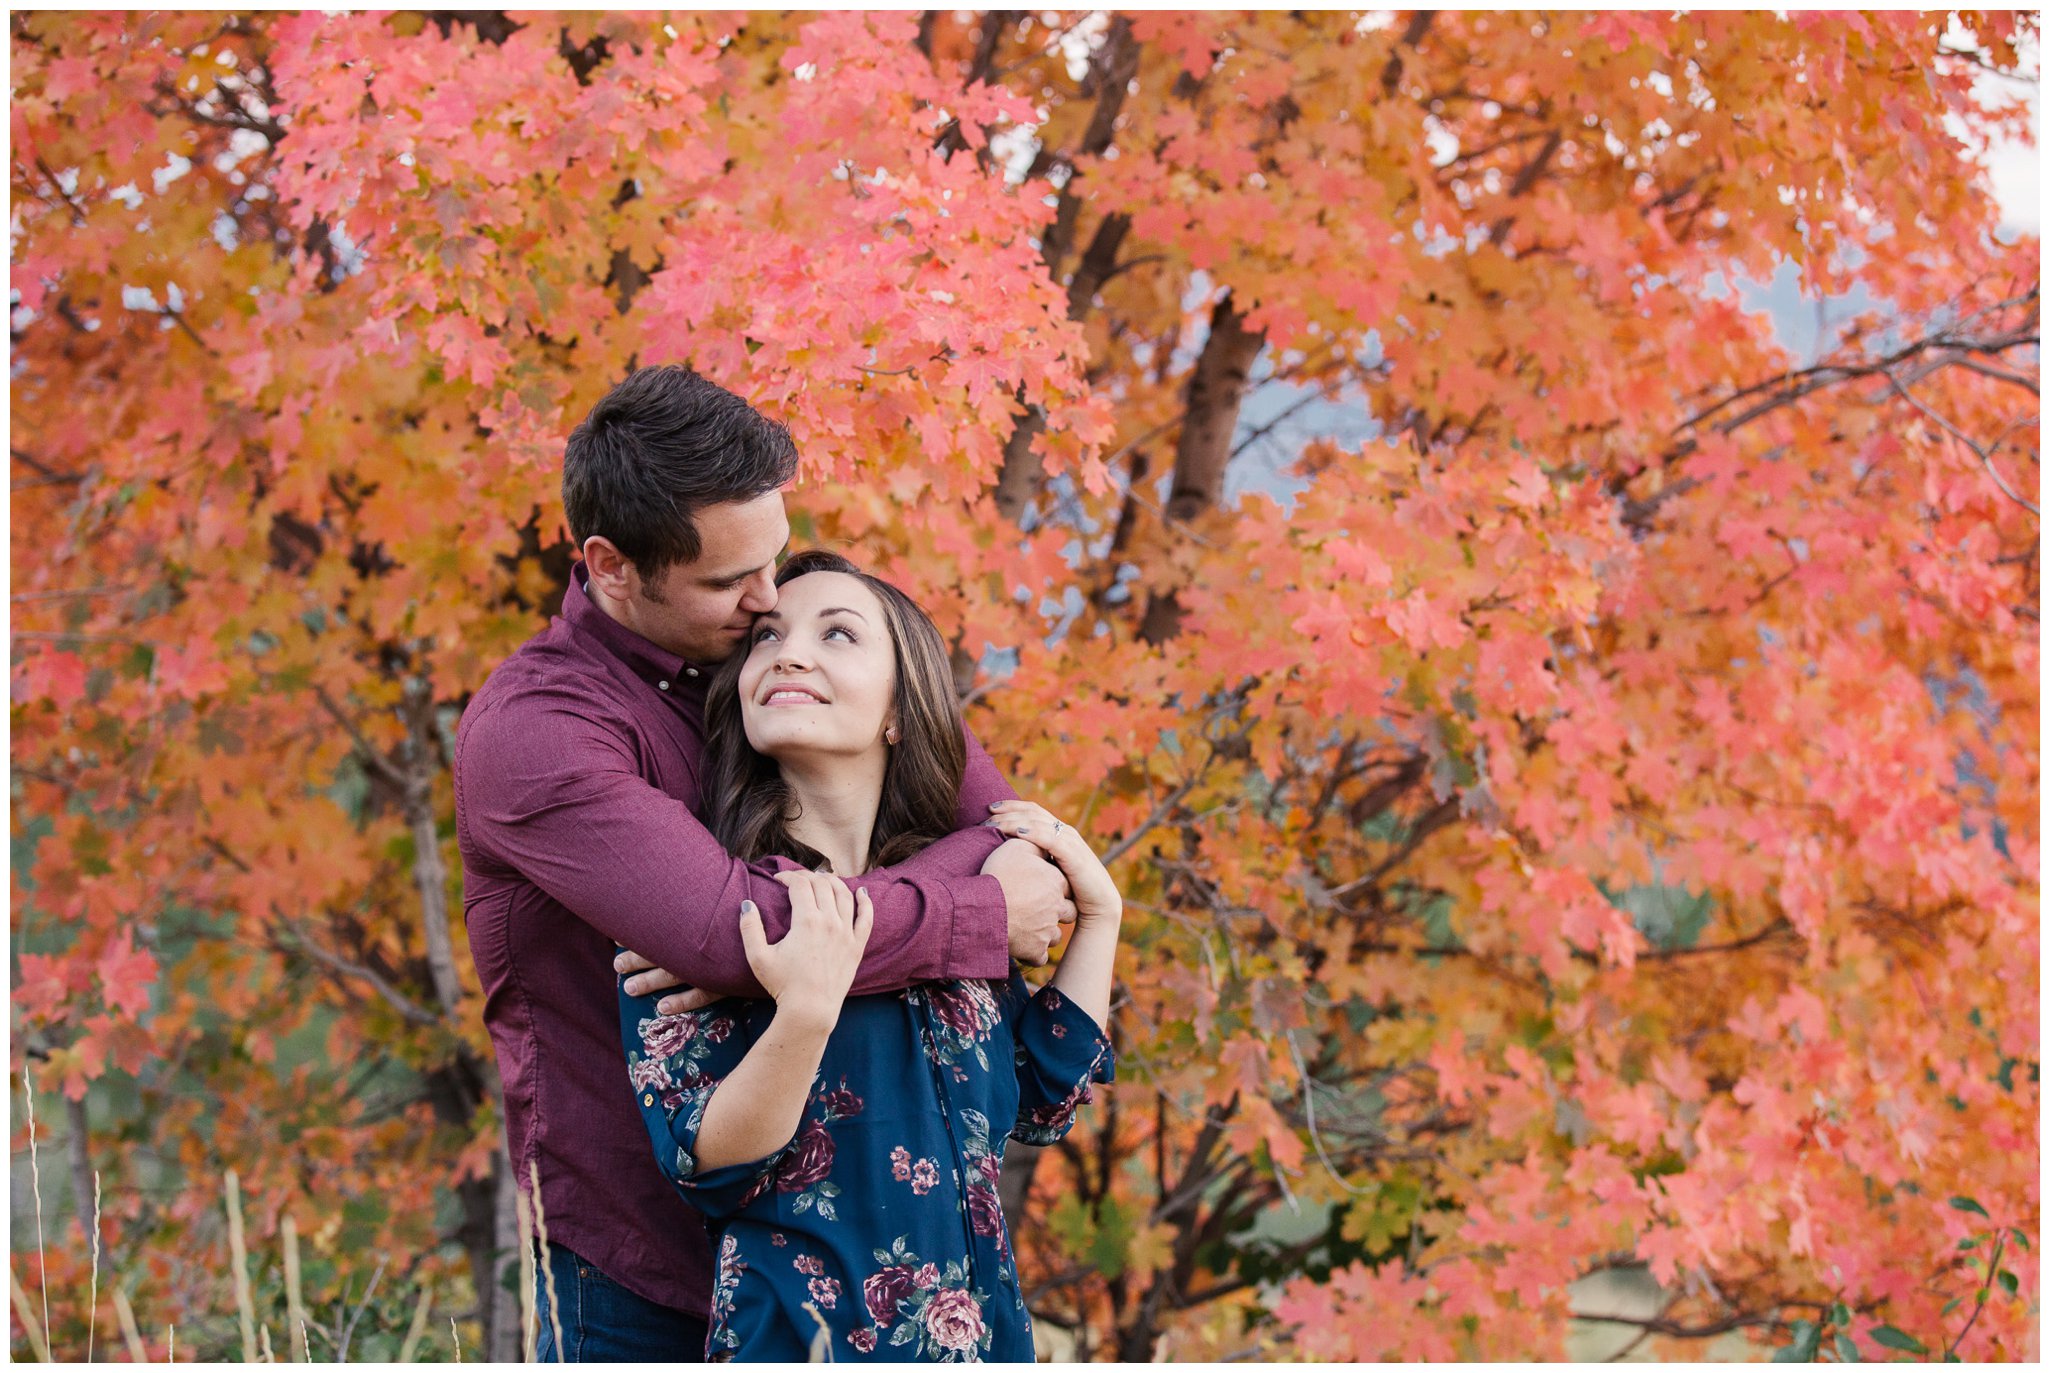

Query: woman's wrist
[770,994,843,1040]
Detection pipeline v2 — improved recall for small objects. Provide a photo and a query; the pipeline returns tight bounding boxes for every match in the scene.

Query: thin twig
[1884,370,2039,515]
[334,1254,387,1361]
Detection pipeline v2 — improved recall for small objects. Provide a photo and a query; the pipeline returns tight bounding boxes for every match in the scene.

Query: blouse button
[657,680,670,691]
[643,1093,655,1106]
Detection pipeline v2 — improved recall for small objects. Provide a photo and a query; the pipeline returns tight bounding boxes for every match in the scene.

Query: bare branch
[1884,370,2039,515]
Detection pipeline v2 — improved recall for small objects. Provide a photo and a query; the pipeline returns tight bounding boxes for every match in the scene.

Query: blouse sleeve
[1005,969,1116,1146]
[620,974,788,1219]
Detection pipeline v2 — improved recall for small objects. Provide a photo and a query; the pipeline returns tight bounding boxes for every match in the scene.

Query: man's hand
[614,950,718,1016]
[983,837,1075,965]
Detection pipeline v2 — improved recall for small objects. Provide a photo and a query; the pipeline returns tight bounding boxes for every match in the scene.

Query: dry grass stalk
[167,1320,175,1361]
[260,1323,276,1361]
[282,1214,309,1362]
[225,1169,258,1361]
[513,1185,538,1362]
[112,1283,148,1362]
[528,1160,565,1362]
[9,1261,52,1361]
[397,1281,433,1363]
[87,1172,100,1363]
[449,1315,462,1362]
[399,1278,436,1368]
[22,1072,50,1347]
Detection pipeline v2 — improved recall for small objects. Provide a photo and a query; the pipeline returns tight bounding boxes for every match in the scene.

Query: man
[454,366,1073,1360]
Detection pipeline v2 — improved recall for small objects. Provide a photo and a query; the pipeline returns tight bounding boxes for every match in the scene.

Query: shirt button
[657,680,670,691]
[643,1093,655,1106]
[685,667,699,678]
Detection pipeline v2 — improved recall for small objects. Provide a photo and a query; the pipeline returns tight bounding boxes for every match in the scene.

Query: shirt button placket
[921,997,982,1288]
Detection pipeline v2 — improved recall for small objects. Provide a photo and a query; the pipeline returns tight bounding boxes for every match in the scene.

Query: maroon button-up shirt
[454,563,1014,1315]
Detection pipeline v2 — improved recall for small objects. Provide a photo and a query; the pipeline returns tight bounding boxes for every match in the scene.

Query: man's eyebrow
[700,541,791,584]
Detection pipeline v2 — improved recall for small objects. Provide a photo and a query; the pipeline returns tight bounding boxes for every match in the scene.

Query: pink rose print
[704,1016,734,1043]
[848,1328,878,1353]
[770,1233,788,1247]
[638,1014,697,1059]
[863,1266,913,1325]
[629,1056,674,1093]
[793,1255,825,1278]
[910,1158,940,1196]
[807,1276,841,1309]
[912,1262,941,1289]
[889,1146,913,1182]
[922,1288,986,1354]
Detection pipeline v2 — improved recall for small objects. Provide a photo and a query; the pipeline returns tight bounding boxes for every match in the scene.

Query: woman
[618,549,1121,1361]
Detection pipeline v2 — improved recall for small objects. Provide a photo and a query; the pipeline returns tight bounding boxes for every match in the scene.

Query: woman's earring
[885,725,901,745]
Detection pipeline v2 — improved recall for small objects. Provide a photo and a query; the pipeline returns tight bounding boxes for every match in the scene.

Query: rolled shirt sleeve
[1005,971,1116,1146]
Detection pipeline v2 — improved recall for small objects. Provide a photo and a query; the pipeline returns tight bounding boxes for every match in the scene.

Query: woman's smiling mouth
[760,684,827,706]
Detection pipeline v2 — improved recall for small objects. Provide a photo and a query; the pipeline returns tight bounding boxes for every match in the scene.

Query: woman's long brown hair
[700,549,967,872]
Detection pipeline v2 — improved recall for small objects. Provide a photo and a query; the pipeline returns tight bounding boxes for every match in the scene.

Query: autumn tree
[12,9,2038,1362]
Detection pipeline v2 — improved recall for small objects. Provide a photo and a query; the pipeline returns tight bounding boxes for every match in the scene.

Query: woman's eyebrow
[815,607,869,622]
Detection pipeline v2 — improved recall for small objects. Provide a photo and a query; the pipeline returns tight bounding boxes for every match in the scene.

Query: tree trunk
[992,17,1139,521]
[401,678,466,1019]
[1166,294,1266,522]
[489,1148,524,1362]
[65,1092,95,1252]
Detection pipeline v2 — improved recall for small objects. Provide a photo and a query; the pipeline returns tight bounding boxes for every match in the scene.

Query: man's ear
[583,536,632,601]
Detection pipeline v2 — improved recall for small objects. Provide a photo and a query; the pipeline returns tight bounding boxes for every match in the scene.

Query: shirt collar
[561,562,716,688]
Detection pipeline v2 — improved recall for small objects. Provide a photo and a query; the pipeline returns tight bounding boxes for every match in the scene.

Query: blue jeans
[532,1245,709,1363]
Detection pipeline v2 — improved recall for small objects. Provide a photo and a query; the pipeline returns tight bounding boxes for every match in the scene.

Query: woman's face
[737,571,897,765]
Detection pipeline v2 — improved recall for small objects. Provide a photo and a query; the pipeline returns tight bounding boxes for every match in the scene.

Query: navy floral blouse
[619,892,1114,1361]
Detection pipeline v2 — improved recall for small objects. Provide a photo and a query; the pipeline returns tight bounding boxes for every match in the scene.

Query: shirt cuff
[946,873,1013,981]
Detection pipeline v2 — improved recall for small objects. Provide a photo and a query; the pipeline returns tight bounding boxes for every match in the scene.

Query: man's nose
[737,571,778,615]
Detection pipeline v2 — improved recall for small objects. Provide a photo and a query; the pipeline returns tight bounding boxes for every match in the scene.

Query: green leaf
[1772,1320,1821,1362]
[1867,1325,1927,1354]
[1941,1298,1963,1316]
[1829,1302,1852,1328]
[1958,1236,1980,1250]
[2009,1227,2031,1251]
[1833,1332,1861,1363]
[1996,1269,2018,1297]
[1948,1196,1991,1219]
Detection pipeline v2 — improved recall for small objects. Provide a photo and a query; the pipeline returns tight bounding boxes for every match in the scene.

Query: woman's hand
[740,871,873,1032]
[985,801,1122,925]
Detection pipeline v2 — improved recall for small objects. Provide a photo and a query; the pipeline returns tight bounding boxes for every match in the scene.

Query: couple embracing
[455,366,1120,1362]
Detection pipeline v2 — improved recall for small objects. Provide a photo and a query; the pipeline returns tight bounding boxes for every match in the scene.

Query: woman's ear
[884,717,901,746]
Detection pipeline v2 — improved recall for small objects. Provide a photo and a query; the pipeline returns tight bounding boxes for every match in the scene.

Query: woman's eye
[822,626,855,643]
[752,627,779,644]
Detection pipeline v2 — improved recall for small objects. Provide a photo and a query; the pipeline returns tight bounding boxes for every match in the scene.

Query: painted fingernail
[741,900,757,915]
[1016,825,1030,834]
